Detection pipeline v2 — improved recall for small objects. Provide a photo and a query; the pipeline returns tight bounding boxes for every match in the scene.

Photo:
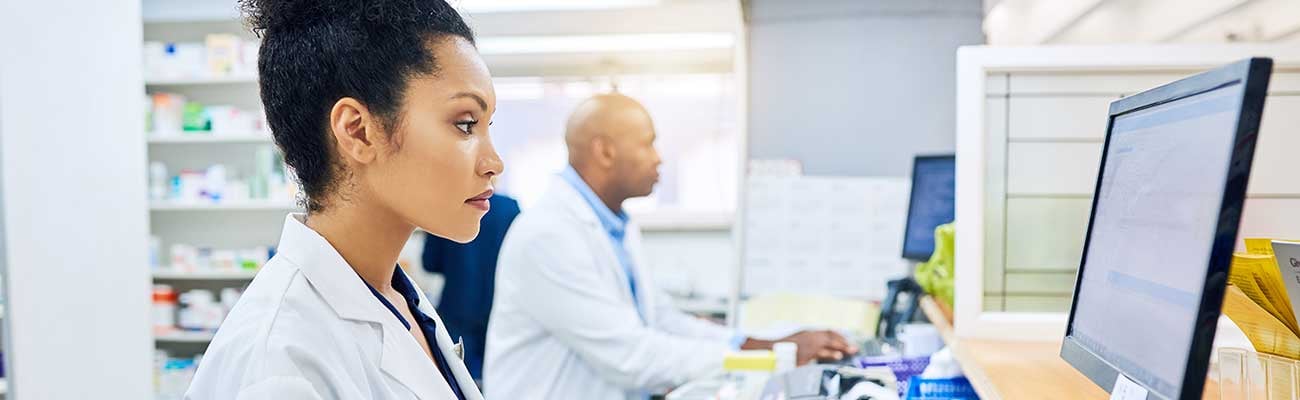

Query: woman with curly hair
[186,0,500,398]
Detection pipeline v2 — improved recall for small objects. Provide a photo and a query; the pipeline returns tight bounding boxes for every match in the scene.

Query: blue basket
[904,377,979,400]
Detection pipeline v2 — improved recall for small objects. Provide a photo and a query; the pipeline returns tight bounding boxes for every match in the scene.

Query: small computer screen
[1069,82,1246,397]
[901,155,956,261]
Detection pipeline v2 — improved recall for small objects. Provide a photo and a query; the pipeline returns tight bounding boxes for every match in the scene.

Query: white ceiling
[142,0,741,35]
[984,0,1300,45]
[141,0,743,76]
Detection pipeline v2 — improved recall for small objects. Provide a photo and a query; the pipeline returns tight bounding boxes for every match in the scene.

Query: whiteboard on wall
[740,175,911,300]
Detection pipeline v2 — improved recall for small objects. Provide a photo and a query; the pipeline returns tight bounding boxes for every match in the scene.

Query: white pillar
[0,0,153,398]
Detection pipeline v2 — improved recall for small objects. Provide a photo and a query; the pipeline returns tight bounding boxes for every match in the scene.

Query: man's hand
[739,330,859,365]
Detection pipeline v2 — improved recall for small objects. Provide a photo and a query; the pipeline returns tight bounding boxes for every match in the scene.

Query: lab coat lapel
[379,319,456,399]
[623,221,656,324]
[279,214,455,400]
[550,177,645,319]
[411,276,486,400]
[281,213,389,325]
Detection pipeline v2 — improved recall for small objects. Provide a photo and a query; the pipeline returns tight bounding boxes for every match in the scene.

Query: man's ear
[329,97,383,165]
[591,135,617,168]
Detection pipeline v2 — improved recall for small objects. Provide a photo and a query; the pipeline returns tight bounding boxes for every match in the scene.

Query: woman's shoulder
[204,258,371,368]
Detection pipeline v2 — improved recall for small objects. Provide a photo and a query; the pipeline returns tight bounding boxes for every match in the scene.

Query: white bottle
[178,289,220,331]
[774,341,798,373]
[149,162,168,201]
[152,285,178,335]
[204,164,227,203]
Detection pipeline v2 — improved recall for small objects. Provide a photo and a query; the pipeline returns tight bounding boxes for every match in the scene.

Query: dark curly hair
[240,0,476,212]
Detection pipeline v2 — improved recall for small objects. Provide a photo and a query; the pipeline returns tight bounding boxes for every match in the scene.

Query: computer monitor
[901,155,955,261]
[1063,58,1272,400]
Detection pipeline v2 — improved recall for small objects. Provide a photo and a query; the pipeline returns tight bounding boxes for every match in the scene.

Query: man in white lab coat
[484,94,857,399]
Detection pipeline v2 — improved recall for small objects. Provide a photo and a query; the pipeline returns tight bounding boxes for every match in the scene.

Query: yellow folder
[1223,239,1300,359]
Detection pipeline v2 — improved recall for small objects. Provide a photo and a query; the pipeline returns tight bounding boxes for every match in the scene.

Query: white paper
[741,175,910,300]
[1270,240,1300,327]
[1110,374,1149,400]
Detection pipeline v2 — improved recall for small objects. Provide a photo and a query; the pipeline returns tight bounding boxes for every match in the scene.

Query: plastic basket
[904,377,978,400]
[859,356,931,396]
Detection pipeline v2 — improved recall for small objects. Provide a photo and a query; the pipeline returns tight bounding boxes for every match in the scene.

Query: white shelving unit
[144,76,257,86]
[153,270,259,281]
[148,134,272,144]
[150,201,298,212]
[155,331,215,344]
[143,20,286,393]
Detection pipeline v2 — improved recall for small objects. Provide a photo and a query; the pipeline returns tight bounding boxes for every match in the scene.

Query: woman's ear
[329,97,382,165]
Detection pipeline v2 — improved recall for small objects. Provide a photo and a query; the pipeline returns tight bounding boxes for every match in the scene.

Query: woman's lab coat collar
[277,213,484,400]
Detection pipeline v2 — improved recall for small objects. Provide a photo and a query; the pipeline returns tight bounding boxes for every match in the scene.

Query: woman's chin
[428,224,480,244]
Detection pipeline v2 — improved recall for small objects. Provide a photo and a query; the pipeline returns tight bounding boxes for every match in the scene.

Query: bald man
[483,94,856,400]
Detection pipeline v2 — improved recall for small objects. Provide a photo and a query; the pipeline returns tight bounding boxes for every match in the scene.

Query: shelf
[633,210,734,232]
[150,201,298,211]
[145,76,257,86]
[155,331,215,344]
[148,134,272,144]
[153,269,259,281]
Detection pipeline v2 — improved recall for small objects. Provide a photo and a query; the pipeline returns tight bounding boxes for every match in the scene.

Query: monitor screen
[1069,82,1245,397]
[902,155,956,261]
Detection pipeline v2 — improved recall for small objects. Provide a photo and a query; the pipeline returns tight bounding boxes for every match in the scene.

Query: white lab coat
[185,214,483,400]
[484,176,734,400]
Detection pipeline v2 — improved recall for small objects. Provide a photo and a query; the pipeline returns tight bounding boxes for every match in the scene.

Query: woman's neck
[305,199,414,292]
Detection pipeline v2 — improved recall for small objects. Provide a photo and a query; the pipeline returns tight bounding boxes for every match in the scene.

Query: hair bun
[241,0,462,36]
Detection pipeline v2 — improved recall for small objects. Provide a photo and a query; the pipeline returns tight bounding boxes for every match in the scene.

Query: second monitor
[902,155,956,261]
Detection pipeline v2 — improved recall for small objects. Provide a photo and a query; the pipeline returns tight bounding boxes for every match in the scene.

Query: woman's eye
[454,120,478,135]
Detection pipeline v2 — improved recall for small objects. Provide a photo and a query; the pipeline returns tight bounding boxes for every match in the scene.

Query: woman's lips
[466,189,493,211]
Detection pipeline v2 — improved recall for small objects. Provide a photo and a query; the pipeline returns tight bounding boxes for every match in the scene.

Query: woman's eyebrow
[448,92,487,112]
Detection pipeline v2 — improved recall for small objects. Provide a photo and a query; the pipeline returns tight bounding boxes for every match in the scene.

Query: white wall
[983,68,1300,313]
[0,0,154,398]
[952,45,1300,340]
[746,0,985,176]
[641,230,735,300]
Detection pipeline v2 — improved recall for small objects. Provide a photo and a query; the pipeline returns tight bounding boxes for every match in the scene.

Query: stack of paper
[738,293,881,338]
[1223,238,1300,358]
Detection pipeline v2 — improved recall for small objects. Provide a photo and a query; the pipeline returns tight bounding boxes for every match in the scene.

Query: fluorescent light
[477,33,735,55]
[451,0,659,13]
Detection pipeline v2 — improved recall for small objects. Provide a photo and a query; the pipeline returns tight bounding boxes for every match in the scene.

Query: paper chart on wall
[741,175,910,301]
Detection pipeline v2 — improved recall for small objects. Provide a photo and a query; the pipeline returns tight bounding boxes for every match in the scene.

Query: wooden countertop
[921,297,1109,400]
[919,297,1222,399]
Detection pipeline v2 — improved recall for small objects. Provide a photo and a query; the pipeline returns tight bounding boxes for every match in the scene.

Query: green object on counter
[182,102,210,132]
[915,223,955,308]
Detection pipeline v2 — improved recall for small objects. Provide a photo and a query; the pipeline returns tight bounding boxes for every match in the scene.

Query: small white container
[774,341,798,373]
[152,285,178,334]
[1219,347,1300,400]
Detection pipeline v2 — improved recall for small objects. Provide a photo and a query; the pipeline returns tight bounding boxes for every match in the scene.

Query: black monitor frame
[1062,57,1273,400]
[901,154,956,261]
